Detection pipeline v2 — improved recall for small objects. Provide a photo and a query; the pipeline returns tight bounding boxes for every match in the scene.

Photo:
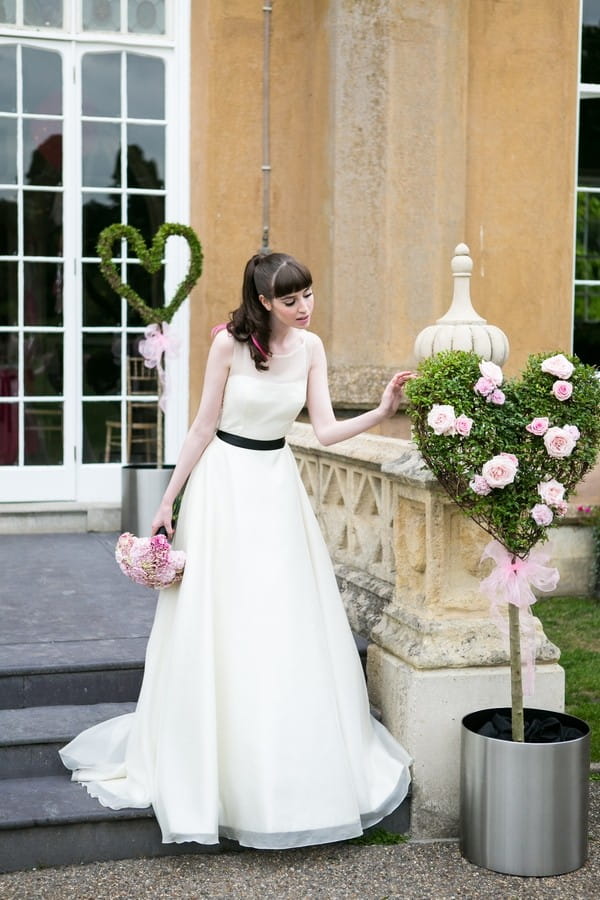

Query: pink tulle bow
[138,323,180,412]
[479,539,559,696]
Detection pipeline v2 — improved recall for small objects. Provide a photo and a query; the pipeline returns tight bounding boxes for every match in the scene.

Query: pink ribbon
[138,323,180,413]
[479,539,559,696]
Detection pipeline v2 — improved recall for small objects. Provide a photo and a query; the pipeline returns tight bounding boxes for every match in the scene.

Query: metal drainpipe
[260,2,272,255]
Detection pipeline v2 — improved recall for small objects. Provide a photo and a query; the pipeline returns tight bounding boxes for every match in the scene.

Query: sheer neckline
[270,334,306,358]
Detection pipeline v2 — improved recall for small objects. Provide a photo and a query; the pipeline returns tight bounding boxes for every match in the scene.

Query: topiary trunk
[508,601,525,742]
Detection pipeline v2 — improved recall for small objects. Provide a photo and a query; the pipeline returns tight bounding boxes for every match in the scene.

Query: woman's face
[261,286,314,330]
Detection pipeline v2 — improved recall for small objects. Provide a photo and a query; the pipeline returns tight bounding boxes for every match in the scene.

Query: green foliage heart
[97,222,203,325]
[406,350,600,557]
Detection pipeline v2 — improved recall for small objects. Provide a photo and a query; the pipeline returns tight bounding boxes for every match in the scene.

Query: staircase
[0,532,408,874]
[0,635,221,873]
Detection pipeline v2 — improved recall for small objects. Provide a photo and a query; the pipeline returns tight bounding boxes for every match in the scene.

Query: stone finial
[413,244,509,365]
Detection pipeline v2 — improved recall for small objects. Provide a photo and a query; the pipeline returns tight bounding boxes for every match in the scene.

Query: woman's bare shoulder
[304,330,324,351]
[210,326,235,363]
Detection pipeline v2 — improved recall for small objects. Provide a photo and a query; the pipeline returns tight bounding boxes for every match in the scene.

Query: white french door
[0,4,190,503]
[0,42,76,501]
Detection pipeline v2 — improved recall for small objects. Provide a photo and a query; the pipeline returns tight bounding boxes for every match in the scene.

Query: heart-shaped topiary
[406,350,600,558]
[97,222,203,325]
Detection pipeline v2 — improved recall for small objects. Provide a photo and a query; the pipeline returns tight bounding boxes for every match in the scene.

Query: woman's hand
[151,501,174,539]
[378,370,416,418]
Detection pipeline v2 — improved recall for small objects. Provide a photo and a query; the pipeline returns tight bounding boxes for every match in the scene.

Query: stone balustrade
[288,422,570,838]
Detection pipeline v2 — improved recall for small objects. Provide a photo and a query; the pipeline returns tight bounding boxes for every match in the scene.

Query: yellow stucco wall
[187,0,580,417]
[465,0,580,376]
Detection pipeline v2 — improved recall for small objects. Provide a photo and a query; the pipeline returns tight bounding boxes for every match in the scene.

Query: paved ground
[0,816,598,900]
[0,532,153,652]
[0,532,598,898]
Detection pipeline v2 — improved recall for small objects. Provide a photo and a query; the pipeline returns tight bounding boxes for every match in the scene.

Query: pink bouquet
[115,531,186,589]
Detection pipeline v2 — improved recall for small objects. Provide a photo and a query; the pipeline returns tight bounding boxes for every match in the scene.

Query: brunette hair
[227,252,312,370]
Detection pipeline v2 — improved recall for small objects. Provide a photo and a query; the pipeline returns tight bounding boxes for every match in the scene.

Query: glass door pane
[0,42,73,500]
[81,49,166,467]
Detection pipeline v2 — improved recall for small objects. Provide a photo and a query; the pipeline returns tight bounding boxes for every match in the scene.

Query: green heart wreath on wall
[97,222,203,325]
[96,222,203,471]
[405,349,600,740]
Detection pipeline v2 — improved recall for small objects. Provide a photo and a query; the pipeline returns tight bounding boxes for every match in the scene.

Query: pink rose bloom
[469,474,492,496]
[551,380,573,402]
[474,376,496,398]
[454,414,473,437]
[538,478,565,506]
[531,503,554,526]
[488,389,505,405]
[541,353,574,380]
[481,454,518,489]
[543,426,576,458]
[526,417,549,436]
[565,424,580,441]
[427,404,456,435]
[555,501,569,518]
[479,360,503,386]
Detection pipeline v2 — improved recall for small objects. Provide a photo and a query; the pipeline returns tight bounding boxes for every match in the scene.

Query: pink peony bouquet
[115,531,186,589]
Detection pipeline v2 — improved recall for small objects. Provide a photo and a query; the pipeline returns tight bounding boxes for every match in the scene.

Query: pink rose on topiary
[538,478,565,506]
[526,417,549,436]
[543,426,577,458]
[555,501,569,517]
[531,503,554,526]
[488,389,506,405]
[427,404,456,435]
[541,354,574,380]
[479,360,503,385]
[454,414,473,436]
[469,474,492,496]
[481,454,518,489]
[551,380,573,402]
[565,425,581,441]
[474,377,496,398]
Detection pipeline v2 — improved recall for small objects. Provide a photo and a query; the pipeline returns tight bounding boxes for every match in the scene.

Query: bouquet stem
[508,601,525,742]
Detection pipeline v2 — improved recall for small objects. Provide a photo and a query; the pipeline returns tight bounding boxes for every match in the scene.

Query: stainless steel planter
[121,464,174,535]
[460,707,590,876]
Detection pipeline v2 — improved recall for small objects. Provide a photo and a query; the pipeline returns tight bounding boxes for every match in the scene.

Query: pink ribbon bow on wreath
[479,539,560,696]
[138,322,180,412]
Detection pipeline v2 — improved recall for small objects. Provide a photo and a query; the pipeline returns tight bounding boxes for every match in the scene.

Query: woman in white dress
[61,252,413,849]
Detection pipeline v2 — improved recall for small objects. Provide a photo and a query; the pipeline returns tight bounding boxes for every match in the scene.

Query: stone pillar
[366,444,565,838]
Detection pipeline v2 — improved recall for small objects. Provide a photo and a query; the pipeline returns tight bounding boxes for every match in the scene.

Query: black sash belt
[216,430,285,451]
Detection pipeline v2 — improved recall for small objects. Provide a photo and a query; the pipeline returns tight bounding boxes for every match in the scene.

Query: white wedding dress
[60,332,411,849]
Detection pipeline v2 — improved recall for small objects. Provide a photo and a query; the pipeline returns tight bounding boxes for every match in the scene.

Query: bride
[61,251,413,849]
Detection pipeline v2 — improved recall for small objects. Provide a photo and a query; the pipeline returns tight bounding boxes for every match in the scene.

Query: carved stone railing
[288,422,399,637]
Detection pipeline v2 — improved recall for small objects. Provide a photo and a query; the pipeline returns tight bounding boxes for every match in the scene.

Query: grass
[535,596,600,761]
[348,828,408,846]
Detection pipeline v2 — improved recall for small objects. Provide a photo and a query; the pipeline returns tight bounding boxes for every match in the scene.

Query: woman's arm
[306,335,414,446]
[150,329,233,535]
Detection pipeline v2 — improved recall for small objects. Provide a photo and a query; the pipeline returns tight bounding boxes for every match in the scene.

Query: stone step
[0,639,146,709]
[0,773,409,874]
[0,502,120,535]
[0,775,221,873]
[0,633,367,710]
[0,702,136,779]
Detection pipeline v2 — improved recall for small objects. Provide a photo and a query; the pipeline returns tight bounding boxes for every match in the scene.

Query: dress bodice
[218,332,316,440]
